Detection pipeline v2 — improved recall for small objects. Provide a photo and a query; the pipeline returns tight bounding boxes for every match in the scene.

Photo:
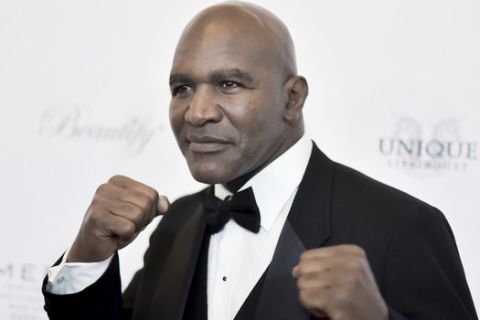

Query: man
[43,2,478,319]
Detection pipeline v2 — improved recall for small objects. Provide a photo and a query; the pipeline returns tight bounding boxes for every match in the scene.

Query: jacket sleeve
[382,206,478,319]
[42,253,130,320]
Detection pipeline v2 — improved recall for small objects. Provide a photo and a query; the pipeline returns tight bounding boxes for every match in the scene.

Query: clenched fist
[293,245,388,320]
[67,175,170,263]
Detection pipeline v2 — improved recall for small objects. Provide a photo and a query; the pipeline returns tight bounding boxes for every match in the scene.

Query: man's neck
[223,132,304,193]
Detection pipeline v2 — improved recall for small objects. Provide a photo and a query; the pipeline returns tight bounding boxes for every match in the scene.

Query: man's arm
[293,207,478,320]
[42,175,170,319]
[42,253,124,320]
[46,249,113,294]
[382,207,477,319]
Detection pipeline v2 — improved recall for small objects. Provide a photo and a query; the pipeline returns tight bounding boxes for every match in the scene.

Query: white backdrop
[1,0,478,318]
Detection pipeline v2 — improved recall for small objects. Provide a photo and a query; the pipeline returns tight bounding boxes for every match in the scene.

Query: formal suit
[43,144,478,319]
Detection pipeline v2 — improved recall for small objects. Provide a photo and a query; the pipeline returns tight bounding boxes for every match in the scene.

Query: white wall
[0,1,478,318]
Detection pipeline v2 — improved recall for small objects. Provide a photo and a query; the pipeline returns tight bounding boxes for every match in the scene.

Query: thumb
[156,195,170,216]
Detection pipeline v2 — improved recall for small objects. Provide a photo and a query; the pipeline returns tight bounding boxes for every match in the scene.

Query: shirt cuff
[45,248,114,294]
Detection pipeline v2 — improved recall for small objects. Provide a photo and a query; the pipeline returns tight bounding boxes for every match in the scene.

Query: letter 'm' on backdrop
[0,1,478,318]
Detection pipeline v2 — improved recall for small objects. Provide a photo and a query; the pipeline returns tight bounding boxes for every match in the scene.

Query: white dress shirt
[47,136,313,320]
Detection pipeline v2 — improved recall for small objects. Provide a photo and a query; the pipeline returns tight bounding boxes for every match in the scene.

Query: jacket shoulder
[331,161,439,218]
[326,161,450,258]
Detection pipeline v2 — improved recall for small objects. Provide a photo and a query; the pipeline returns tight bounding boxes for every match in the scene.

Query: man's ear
[283,76,309,123]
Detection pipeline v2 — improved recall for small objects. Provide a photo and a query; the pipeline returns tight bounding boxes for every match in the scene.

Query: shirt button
[222,276,227,282]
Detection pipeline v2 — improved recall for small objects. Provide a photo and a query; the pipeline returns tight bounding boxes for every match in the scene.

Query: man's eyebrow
[169,74,191,86]
[210,68,255,84]
[169,69,256,86]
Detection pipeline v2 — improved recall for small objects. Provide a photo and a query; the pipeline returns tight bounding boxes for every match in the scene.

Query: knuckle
[137,193,151,209]
[147,188,159,202]
[129,205,144,220]
[297,274,319,291]
[89,199,106,216]
[296,264,307,276]
[108,175,125,183]
[350,244,366,257]
[300,251,312,261]
[108,175,120,184]
[297,276,308,290]
[95,183,110,195]
[119,202,132,212]
[90,197,101,208]
[347,256,365,274]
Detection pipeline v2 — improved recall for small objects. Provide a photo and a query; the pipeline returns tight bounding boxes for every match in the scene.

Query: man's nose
[185,85,222,126]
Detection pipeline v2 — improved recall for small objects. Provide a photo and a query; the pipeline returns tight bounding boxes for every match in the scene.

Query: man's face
[169,26,291,185]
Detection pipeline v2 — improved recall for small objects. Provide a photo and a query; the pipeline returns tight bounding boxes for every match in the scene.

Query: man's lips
[186,135,232,153]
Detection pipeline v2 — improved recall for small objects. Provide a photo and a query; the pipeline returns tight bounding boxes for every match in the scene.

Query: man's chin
[189,167,231,185]
[185,155,247,186]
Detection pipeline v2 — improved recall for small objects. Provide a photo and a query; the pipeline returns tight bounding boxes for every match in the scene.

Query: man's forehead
[172,32,272,73]
[174,40,245,57]
[170,52,262,81]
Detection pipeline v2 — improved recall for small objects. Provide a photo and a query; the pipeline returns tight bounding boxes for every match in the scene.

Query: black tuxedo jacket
[43,144,478,319]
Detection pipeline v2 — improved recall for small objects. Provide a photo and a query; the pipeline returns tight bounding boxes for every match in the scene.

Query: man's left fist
[292,244,388,320]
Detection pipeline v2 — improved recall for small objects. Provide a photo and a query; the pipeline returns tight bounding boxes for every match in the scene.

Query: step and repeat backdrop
[1,0,478,318]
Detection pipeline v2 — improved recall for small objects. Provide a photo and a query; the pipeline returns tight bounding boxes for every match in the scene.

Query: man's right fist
[67,175,170,263]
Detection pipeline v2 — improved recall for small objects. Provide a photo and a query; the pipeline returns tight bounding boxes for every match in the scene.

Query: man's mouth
[186,135,232,153]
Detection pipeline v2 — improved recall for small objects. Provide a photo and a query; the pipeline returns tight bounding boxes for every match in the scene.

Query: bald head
[174,1,297,79]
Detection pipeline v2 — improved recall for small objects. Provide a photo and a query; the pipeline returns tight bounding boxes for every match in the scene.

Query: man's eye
[172,85,192,97]
[220,81,240,90]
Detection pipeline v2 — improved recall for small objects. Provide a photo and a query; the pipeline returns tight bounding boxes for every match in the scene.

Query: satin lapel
[254,143,334,319]
[144,199,206,320]
[288,143,334,249]
[254,220,309,320]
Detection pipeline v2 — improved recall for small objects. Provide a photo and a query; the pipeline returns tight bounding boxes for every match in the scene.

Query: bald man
[42,2,477,320]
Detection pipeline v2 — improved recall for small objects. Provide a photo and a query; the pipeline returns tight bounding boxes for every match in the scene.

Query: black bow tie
[202,187,261,234]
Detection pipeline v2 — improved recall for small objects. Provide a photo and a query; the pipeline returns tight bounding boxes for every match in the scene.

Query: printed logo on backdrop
[0,261,48,319]
[39,103,165,155]
[379,117,478,177]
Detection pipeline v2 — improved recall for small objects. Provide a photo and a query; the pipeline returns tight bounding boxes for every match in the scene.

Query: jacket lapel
[288,143,334,249]
[133,193,207,320]
[254,143,334,320]
[254,220,309,320]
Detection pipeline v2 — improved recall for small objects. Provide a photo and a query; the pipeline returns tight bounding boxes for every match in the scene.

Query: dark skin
[67,2,388,319]
[169,3,304,191]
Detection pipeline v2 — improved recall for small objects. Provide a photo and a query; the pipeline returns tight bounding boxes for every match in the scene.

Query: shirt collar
[215,135,313,232]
